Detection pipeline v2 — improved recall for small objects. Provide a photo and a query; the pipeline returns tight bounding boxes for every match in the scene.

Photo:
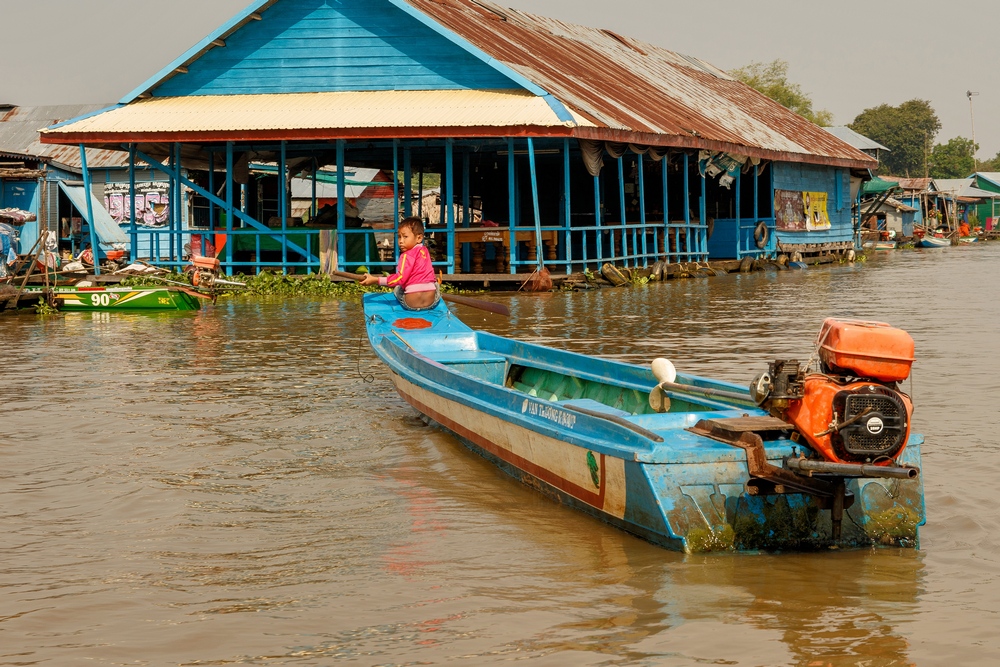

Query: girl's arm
[379,251,411,287]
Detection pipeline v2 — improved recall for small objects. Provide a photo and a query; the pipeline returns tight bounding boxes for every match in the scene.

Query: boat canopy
[56,181,128,245]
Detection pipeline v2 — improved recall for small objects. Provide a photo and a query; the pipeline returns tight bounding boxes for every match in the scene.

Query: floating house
[0,104,136,258]
[825,126,890,165]
[878,176,932,228]
[929,178,998,230]
[38,0,873,277]
[968,173,1000,229]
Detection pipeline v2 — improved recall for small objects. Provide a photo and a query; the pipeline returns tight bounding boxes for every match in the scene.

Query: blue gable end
[151,0,519,97]
[772,162,852,245]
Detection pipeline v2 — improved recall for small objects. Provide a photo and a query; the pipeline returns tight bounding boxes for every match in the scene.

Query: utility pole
[967,90,979,170]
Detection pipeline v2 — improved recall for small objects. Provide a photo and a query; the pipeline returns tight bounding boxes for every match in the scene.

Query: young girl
[360,217,440,310]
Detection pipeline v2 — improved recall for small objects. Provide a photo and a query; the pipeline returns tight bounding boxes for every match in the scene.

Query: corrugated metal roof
[0,105,129,170]
[41,0,872,168]
[931,178,998,199]
[404,0,873,167]
[40,90,588,138]
[825,126,890,152]
[973,172,1000,189]
[880,176,932,192]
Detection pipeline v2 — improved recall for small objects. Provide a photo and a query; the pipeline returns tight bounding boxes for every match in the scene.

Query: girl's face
[398,227,422,252]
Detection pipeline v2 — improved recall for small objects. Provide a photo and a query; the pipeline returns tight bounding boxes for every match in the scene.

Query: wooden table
[429,227,558,273]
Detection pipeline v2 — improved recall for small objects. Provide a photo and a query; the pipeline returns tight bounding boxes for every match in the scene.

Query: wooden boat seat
[421,349,508,365]
[421,349,509,384]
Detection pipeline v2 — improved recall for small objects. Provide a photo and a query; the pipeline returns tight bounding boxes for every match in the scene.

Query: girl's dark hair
[399,216,424,236]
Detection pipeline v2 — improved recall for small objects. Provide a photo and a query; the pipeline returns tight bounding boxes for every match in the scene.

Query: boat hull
[919,236,950,248]
[363,293,925,553]
[29,286,202,311]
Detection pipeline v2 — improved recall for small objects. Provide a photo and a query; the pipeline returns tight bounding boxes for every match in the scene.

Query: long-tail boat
[24,285,205,311]
[363,293,924,553]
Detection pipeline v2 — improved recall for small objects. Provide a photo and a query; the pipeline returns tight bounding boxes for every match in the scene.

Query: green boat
[30,285,206,311]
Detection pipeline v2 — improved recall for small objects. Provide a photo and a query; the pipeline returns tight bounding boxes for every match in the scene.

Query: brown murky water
[3,244,999,666]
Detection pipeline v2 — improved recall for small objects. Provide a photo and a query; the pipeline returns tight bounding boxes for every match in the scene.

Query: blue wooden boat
[919,235,950,248]
[363,294,925,553]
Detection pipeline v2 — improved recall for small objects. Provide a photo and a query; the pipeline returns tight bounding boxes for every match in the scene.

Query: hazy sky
[4,0,998,157]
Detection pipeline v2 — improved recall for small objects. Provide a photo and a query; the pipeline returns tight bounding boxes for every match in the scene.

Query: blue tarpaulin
[56,181,128,245]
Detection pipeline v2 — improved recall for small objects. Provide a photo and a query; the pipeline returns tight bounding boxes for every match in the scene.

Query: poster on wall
[803,191,831,231]
[774,189,832,231]
[104,182,170,227]
[774,189,806,231]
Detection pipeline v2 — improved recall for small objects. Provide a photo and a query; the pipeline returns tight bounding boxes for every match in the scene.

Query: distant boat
[919,235,950,248]
[22,285,206,311]
[861,239,896,250]
[959,236,979,244]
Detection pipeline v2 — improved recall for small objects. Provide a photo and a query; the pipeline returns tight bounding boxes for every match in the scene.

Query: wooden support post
[563,138,572,274]
[336,139,346,272]
[508,137,517,274]
[527,137,543,270]
[280,140,287,269]
[446,138,455,274]
[79,144,100,275]
[403,145,412,218]
[683,152,691,263]
[129,143,137,261]
[638,154,647,263]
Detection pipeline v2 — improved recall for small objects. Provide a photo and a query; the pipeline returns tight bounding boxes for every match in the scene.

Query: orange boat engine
[749,319,915,465]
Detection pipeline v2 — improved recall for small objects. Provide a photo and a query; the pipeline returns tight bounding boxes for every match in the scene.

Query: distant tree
[979,150,1000,173]
[929,137,977,179]
[848,100,941,176]
[729,59,834,126]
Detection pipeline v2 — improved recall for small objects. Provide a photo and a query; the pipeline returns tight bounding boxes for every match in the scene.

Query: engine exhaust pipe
[784,457,918,479]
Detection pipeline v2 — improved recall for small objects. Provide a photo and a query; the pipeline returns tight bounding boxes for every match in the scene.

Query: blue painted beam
[79,144,100,275]
[226,142,234,267]
[446,139,455,274]
[129,144,137,259]
[527,137,543,270]
[594,172,603,264]
[508,138,516,274]
[337,139,346,270]
[563,138,572,274]
[280,140,288,268]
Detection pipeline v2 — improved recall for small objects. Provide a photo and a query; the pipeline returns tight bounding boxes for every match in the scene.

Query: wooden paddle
[330,270,509,317]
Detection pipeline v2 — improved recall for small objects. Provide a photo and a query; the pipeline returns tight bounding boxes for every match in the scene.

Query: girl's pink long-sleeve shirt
[378,244,436,292]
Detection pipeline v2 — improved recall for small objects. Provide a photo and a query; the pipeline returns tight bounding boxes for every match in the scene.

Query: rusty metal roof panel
[41,89,591,136]
[0,105,129,170]
[406,0,872,166]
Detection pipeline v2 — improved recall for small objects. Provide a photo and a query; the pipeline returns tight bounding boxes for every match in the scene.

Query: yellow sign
[803,191,831,231]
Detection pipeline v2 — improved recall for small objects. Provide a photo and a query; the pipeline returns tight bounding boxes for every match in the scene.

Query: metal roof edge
[42,104,124,132]
[391,0,575,124]
[571,127,876,170]
[0,149,51,162]
[118,0,275,104]
[973,172,1000,189]
[38,126,874,169]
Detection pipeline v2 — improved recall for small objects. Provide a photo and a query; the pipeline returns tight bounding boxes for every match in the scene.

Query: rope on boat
[356,335,374,383]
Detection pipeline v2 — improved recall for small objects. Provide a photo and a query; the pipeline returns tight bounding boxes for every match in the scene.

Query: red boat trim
[398,385,607,508]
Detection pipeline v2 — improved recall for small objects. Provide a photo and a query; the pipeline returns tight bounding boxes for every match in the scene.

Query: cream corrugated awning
[40,90,593,139]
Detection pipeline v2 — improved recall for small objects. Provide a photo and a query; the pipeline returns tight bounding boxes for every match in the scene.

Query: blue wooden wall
[153,0,519,97]
[772,162,852,244]
[1,179,40,249]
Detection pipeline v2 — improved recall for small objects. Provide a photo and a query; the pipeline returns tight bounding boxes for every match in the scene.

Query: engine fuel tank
[817,318,915,382]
